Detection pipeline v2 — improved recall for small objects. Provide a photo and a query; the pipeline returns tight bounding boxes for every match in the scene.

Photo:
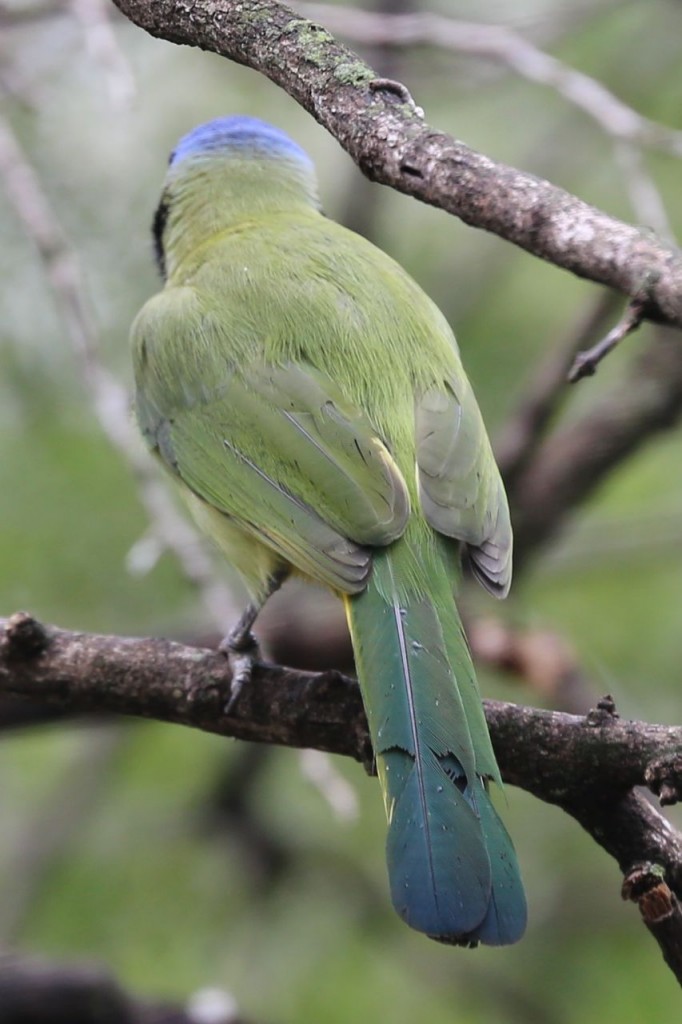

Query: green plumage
[132,118,526,945]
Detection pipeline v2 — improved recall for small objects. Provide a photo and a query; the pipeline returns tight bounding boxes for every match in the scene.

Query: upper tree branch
[294,4,682,160]
[109,0,682,328]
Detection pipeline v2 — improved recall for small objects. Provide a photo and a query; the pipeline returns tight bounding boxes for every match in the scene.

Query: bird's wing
[415,379,512,597]
[132,292,410,594]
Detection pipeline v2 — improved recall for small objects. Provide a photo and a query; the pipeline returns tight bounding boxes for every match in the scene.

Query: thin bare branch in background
[338,0,415,241]
[0,112,239,632]
[71,0,136,108]
[615,142,676,244]
[510,325,682,565]
[299,748,359,821]
[0,0,67,26]
[0,2,73,107]
[496,290,621,489]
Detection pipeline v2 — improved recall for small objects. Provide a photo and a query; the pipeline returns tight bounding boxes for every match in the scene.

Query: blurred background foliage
[1,0,682,1019]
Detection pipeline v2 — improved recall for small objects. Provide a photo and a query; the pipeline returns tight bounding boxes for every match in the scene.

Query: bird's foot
[219,571,287,714]
[219,627,262,715]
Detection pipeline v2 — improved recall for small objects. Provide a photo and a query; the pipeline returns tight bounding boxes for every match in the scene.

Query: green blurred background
[2,0,682,1019]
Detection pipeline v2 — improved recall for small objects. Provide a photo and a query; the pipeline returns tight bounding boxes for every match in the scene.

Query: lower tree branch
[0,956,136,1024]
[0,952,249,1024]
[2,612,682,979]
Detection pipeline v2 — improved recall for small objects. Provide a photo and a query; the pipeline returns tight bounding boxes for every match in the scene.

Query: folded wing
[133,293,410,593]
[416,379,512,597]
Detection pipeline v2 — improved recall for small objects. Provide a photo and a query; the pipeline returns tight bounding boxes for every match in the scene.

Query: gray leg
[220,569,287,714]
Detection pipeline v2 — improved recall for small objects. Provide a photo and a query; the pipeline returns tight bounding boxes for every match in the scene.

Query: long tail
[345,540,526,946]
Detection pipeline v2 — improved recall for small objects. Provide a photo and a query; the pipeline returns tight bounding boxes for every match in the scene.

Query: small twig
[497,290,620,487]
[568,293,648,382]
[71,0,136,109]
[368,76,421,113]
[645,755,682,808]
[615,142,675,244]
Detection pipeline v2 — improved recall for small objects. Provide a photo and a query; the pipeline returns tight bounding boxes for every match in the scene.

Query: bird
[131,115,527,946]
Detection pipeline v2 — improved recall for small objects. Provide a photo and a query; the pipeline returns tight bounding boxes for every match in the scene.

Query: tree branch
[568,291,647,382]
[293,4,682,159]
[495,290,621,489]
[510,326,682,566]
[0,952,250,1024]
[109,0,682,329]
[2,611,682,977]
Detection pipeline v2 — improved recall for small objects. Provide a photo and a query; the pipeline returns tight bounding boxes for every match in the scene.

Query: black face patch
[152,195,169,280]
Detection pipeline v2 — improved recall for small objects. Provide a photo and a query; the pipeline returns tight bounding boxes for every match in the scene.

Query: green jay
[131,116,526,946]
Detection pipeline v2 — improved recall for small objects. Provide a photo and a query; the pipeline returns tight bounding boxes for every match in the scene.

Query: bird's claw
[220,629,261,715]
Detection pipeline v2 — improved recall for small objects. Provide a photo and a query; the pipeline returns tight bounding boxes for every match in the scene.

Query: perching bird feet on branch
[219,570,287,713]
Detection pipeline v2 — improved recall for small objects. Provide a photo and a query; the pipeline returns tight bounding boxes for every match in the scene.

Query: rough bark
[108,0,682,329]
[3,611,682,982]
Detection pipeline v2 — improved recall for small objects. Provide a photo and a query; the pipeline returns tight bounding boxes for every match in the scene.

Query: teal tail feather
[345,541,526,946]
